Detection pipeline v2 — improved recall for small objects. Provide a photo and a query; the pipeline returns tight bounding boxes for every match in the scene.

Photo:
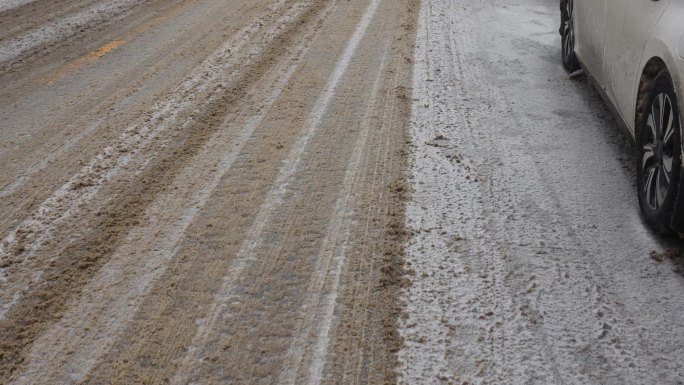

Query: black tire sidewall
[560,0,579,72]
[636,70,682,234]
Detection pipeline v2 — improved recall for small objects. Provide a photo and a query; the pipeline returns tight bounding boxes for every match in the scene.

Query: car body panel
[573,0,607,86]
[577,54,635,143]
[603,0,670,135]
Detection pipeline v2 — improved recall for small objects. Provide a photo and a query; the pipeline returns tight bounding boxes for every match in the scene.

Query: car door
[573,0,608,85]
[603,0,671,134]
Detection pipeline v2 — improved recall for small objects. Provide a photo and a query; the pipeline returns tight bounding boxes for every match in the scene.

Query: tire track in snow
[0,0,297,320]
[171,1,382,382]
[280,36,389,385]
[0,3,334,380]
[346,54,402,385]
[8,9,322,382]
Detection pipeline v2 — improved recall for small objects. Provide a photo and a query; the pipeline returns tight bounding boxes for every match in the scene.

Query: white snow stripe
[0,0,37,14]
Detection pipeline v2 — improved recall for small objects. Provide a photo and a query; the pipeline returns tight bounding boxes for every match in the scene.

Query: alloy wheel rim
[562,4,574,62]
[642,92,677,210]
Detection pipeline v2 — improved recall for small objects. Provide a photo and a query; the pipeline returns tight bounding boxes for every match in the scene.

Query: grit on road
[0,0,683,384]
[0,0,417,383]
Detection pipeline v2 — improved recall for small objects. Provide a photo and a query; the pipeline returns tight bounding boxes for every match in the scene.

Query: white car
[561,0,684,234]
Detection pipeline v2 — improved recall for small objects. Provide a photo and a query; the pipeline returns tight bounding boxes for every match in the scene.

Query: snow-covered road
[3,0,684,383]
[400,0,684,384]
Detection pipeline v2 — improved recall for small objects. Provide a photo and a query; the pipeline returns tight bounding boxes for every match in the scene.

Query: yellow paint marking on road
[40,0,197,85]
[87,39,127,59]
[42,39,128,84]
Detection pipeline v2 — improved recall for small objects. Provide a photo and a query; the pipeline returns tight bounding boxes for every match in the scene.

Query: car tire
[636,70,682,235]
[560,0,580,72]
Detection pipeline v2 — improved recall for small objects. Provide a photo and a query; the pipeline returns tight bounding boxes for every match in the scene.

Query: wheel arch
[635,57,668,139]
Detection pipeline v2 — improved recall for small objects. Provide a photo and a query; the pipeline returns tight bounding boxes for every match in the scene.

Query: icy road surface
[399,0,684,384]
